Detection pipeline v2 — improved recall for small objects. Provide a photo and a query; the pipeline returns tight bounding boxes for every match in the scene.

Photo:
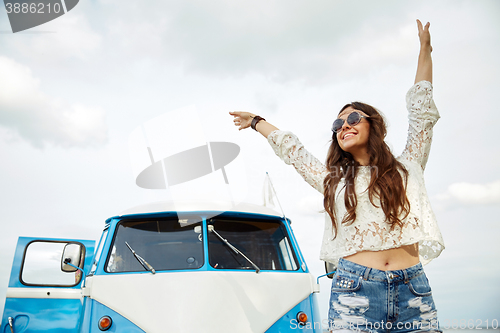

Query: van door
[2,237,95,333]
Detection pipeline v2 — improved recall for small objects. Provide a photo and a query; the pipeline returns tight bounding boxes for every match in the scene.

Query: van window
[21,241,84,286]
[106,218,203,273]
[208,218,299,271]
[90,229,108,275]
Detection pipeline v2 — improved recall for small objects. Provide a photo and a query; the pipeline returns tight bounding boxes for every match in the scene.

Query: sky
[1,0,499,325]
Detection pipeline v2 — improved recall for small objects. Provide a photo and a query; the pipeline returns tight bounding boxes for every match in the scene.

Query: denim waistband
[337,258,425,283]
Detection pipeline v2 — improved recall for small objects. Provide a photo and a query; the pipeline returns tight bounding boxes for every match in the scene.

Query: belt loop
[363,267,371,281]
[402,269,409,284]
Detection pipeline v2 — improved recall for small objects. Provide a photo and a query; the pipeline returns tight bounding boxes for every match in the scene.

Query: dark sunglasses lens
[347,112,361,126]
[332,119,344,133]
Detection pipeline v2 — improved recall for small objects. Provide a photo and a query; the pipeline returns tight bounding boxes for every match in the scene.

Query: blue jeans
[329,258,441,333]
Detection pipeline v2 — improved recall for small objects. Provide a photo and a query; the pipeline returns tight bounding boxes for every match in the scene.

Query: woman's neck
[352,150,370,166]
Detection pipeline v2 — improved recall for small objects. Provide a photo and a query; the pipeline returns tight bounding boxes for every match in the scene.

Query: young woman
[230,20,444,332]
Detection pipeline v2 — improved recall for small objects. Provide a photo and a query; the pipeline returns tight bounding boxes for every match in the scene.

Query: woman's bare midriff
[344,243,419,271]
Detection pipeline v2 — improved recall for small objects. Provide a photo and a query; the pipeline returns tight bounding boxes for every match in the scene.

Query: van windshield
[106,218,203,273]
[105,216,299,273]
[208,218,299,271]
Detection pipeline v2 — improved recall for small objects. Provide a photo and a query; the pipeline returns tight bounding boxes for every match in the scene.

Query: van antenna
[265,172,289,222]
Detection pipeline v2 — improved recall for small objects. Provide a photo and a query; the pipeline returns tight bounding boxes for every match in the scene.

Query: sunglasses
[331,111,369,133]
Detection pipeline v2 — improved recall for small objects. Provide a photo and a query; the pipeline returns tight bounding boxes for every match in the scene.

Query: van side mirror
[325,261,336,279]
[61,243,83,272]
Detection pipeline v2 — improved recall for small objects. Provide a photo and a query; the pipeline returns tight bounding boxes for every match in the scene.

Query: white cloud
[298,193,324,214]
[92,0,414,84]
[436,180,500,205]
[4,13,102,63]
[0,56,107,148]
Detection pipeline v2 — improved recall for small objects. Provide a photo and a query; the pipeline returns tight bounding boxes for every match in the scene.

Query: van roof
[119,201,282,218]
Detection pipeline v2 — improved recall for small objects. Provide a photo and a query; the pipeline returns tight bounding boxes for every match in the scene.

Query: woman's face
[335,107,371,156]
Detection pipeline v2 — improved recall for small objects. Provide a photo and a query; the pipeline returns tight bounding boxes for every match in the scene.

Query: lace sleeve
[399,81,440,171]
[267,130,328,193]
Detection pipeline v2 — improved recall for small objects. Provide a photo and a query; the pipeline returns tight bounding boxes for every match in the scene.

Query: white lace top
[268,81,445,268]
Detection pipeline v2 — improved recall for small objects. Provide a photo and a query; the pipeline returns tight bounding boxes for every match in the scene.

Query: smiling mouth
[343,133,357,140]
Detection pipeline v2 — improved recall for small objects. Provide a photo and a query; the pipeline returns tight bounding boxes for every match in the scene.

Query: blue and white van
[1,201,323,332]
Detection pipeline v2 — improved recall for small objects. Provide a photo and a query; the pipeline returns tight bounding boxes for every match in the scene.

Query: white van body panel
[6,288,81,299]
[89,271,314,332]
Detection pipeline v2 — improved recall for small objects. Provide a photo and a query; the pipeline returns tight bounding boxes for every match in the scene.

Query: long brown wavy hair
[323,102,410,239]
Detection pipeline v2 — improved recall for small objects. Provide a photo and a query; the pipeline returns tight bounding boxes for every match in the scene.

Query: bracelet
[251,116,266,131]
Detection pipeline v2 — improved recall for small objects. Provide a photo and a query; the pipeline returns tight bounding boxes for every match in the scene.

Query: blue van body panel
[79,300,145,333]
[1,237,95,333]
[266,294,323,332]
[3,298,84,332]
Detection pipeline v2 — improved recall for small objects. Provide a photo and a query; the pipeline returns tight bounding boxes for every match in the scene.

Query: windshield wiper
[208,225,260,273]
[125,242,156,274]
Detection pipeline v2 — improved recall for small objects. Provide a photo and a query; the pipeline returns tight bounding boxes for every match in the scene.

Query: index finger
[416,19,423,32]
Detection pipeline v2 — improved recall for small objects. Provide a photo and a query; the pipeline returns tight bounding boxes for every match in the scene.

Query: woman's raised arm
[414,19,433,84]
[400,20,439,170]
[229,111,279,138]
[229,111,327,192]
